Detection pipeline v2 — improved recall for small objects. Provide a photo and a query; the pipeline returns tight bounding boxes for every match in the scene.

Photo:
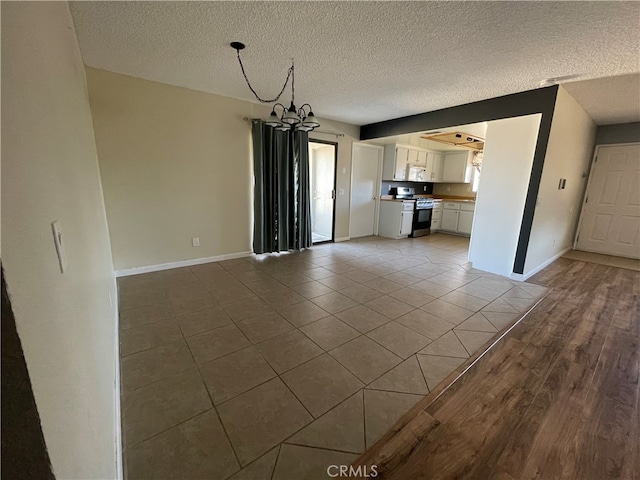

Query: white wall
[468,115,542,276]
[86,68,358,272]
[1,3,119,478]
[523,87,597,274]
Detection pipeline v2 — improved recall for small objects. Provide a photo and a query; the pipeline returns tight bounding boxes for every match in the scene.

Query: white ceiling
[562,73,640,125]
[69,1,640,126]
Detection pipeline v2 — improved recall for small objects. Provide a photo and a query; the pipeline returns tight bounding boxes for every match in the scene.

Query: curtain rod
[243,117,345,137]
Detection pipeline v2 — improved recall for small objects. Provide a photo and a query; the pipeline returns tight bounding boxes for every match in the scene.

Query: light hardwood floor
[352,257,639,479]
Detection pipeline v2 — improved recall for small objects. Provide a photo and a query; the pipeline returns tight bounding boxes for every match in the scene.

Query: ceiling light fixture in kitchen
[231,41,320,132]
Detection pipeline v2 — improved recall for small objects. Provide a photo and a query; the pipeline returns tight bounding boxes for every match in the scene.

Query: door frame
[573,141,640,251]
[309,138,338,244]
[349,142,384,238]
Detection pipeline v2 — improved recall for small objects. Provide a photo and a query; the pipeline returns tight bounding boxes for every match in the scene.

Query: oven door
[411,207,432,237]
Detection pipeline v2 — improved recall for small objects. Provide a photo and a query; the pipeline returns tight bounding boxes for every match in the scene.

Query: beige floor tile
[329,336,402,384]
[277,300,330,327]
[456,283,504,302]
[126,409,239,480]
[420,299,475,324]
[335,305,392,333]
[481,311,518,330]
[260,288,306,309]
[501,286,535,299]
[121,340,195,391]
[176,306,233,337]
[422,274,470,290]
[416,354,465,391]
[169,293,218,317]
[343,269,380,284]
[482,297,519,314]
[119,303,173,330]
[310,291,359,314]
[363,277,405,294]
[122,368,211,446]
[228,448,280,480]
[411,280,456,297]
[200,347,276,404]
[455,312,498,333]
[120,320,183,357]
[272,444,358,480]
[303,267,335,280]
[389,287,436,308]
[222,296,274,322]
[186,324,251,364]
[470,276,514,294]
[455,330,495,355]
[341,283,384,303]
[290,280,334,299]
[281,354,364,417]
[299,316,360,350]
[120,287,166,311]
[383,272,422,287]
[317,275,358,290]
[440,290,490,311]
[367,321,431,359]
[209,285,255,305]
[363,389,424,448]
[502,296,537,312]
[255,330,323,374]
[396,309,456,340]
[365,295,415,319]
[218,378,312,465]
[287,391,365,453]
[418,331,469,358]
[236,311,295,344]
[367,356,429,395]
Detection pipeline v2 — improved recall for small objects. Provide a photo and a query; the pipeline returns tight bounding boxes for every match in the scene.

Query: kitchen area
[374,123,485,243]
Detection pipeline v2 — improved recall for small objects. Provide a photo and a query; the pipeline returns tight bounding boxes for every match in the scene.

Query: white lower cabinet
[440,201,475,236]
[431,202,443,232]
[379,200,415,239]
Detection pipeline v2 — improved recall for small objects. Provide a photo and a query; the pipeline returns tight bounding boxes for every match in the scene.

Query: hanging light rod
[230,41,320,132]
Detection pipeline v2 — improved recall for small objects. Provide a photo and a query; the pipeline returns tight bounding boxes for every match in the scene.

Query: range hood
[421,132,484,151]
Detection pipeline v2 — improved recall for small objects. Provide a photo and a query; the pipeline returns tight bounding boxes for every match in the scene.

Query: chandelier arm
[236,50,293,104]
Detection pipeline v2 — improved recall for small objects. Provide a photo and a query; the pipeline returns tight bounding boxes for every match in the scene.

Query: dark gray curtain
[252,119,311,254]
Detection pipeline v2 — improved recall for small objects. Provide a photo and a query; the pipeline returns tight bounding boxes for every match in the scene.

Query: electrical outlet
[339,188,345,195]
[192,237,200,247]
[423,186,427,192]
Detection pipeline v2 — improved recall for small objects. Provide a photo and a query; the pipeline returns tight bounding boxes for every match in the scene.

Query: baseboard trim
[510,247,571,281]
[112,274,123,479]
[334,236,351,242]
[115,251,254,277]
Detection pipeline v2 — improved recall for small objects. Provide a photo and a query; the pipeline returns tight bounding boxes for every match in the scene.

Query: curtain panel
[252,120,311,254]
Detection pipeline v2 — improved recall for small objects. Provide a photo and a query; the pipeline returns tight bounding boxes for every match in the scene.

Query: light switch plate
[51,220,67,273]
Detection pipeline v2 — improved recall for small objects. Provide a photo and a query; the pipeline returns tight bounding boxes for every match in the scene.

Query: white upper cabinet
[382,144,450,183]
[432,153,443,182]
[416,151,427,167]
[442,151,473,183]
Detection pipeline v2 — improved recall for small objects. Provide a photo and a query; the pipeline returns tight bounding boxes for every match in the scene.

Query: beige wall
[86,68,358,272]
[1,3,119,478]
[524,87,597,274]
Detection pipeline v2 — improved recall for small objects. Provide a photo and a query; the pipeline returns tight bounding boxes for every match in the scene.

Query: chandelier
[231,42,320,132]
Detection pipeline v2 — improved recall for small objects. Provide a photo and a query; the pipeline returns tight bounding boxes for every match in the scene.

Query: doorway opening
[309,140,337,244]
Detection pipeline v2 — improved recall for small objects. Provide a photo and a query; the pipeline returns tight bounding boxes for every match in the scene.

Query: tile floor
[118,233,548,480]
[562,249,640,271]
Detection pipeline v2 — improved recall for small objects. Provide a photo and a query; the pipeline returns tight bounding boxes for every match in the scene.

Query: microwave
[406,164,427,182]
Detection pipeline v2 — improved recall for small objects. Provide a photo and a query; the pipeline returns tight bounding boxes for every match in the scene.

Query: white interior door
[577,144,640,258]
[309,142,336,243]
[350,143,382,238]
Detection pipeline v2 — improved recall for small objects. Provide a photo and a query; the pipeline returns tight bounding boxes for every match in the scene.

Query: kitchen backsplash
[433,183,476,198]
[381,180,434,195]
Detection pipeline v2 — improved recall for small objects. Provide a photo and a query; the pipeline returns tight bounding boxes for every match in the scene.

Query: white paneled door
[577,144,640,258]
[350,143,382,238]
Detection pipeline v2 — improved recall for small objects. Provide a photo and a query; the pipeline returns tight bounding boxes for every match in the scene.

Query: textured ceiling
[562,73,640,125]
[69,1,640,126]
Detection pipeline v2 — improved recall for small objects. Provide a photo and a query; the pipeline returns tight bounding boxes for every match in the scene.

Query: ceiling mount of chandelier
[231,41,320,132]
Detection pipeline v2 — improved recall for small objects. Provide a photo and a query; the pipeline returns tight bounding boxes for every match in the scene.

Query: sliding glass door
[309,141,337,244]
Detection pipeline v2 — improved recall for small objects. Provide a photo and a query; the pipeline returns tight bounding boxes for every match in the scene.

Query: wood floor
[352,258,639,479]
